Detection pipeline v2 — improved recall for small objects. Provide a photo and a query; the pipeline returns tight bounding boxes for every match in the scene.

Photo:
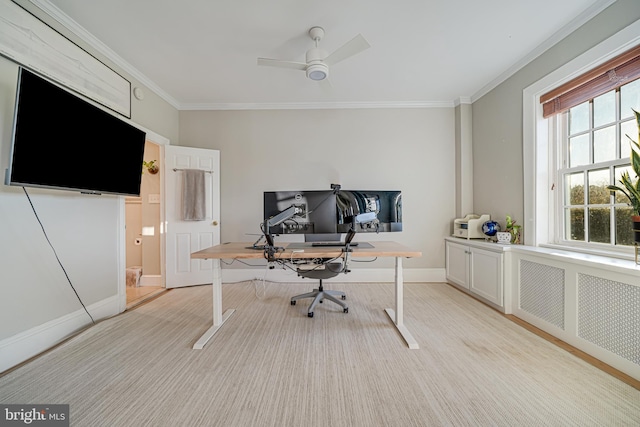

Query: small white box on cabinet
[453,214,490,239]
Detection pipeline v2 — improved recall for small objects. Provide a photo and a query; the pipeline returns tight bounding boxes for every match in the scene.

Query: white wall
[179,108,455,270]
[0,3,179,372]
[125,141,162,276]
[0,57,122,366]
[141,142,162,276]
[471,0,640,238]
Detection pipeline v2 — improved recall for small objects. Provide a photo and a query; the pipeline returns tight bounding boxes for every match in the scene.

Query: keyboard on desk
[310,241,359,247]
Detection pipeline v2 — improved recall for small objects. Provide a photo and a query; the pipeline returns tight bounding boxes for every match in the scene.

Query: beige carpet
[1,281,639,427]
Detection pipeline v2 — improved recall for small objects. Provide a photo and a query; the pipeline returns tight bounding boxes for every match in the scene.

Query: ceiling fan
[257,27,370,81]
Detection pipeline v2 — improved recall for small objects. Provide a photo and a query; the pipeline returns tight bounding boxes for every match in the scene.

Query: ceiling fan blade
[318,78,332,95]
[257,58,307,71]
[323,34,370,66]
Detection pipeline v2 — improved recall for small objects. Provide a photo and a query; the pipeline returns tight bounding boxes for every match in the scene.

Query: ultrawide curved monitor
[263,189,402,235]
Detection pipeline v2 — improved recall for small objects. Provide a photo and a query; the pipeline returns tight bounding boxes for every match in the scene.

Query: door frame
[117,125,170,313]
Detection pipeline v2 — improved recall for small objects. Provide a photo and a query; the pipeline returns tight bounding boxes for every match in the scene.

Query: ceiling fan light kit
[307,63,328,81]
[257,26,370,82]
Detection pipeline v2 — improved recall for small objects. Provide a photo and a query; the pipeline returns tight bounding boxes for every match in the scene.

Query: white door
[164,145,220,288]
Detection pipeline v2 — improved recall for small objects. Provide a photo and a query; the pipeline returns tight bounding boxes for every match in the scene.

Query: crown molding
[454,97,472,107]
[179,100,455,111]
[471,0,617,103]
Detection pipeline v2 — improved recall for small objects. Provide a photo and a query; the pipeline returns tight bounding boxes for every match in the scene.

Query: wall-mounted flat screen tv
[5,67,146,196]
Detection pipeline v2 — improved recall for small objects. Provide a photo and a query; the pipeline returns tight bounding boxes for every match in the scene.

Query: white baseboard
[139,274,162,286]
[0,295,120,374]
[221,267,445,284]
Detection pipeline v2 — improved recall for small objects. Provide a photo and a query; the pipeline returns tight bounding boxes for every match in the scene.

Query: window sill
[516,243,640,276]
[540,242,633,260]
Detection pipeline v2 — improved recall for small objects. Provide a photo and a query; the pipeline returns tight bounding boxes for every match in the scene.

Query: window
[556,78,640,249]
[531,40,640,255]
[524,23,640,258]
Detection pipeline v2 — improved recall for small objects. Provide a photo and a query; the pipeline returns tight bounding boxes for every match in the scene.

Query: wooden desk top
[191,241,422,260]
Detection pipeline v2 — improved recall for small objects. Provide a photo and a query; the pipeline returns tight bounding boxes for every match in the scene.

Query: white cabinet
[469,248,502,306]
[445,240,470,289]
[445,238,509,312]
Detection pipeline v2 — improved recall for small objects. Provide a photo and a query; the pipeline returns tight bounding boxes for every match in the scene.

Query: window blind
[541,44,640,118]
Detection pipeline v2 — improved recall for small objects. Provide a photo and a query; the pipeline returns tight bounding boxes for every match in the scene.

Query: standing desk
[190,241,422,350]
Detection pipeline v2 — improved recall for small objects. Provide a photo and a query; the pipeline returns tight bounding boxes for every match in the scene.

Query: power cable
[23,187,96,324]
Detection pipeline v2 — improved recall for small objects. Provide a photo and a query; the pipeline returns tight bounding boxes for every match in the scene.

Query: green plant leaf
[604,109,640,215]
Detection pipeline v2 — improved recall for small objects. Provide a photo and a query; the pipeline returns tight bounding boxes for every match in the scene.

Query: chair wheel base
[291,282,347,318]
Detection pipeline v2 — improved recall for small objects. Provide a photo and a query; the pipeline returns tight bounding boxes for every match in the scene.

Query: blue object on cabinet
[482,220,501,236]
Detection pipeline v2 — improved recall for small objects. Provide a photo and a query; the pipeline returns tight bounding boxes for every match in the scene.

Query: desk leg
[193,258,235,349]
[384,256,419,349]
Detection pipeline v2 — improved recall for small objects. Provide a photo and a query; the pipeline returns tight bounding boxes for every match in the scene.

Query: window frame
[553,88,636,254]
[523,22,640,260]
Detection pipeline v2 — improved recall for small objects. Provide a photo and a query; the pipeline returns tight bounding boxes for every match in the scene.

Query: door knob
[212,220,219,226]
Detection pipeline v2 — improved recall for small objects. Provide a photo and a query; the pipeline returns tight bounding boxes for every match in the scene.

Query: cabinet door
[469,248,503,305]
[445,241,469,289]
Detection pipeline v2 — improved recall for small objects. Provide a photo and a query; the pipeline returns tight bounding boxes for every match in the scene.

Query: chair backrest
[299,234,345,280]
[297,262,343,280]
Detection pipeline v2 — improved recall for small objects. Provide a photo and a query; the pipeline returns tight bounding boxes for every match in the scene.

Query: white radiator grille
[578,274,640,365]
[519,260,565,329]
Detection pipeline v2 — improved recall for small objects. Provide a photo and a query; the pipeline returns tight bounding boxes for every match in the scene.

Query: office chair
[265,210,375,318]
[291,260,348,318]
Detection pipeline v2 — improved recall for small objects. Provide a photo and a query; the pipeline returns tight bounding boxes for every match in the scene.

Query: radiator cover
[578,273,640,365]
[519,260,565,329]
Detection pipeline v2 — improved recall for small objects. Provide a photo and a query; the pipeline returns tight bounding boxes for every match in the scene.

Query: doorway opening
[125,140,165,309]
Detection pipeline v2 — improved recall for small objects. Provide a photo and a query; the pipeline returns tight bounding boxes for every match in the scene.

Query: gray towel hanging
[182,169,206,221]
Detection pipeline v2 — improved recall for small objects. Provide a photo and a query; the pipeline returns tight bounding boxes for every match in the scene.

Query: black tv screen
[5,68,146,196]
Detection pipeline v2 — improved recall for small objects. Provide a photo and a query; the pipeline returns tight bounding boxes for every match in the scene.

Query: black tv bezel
[5,67,146,197]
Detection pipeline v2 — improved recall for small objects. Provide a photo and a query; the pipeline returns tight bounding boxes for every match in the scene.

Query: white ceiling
[36,0,612,110]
